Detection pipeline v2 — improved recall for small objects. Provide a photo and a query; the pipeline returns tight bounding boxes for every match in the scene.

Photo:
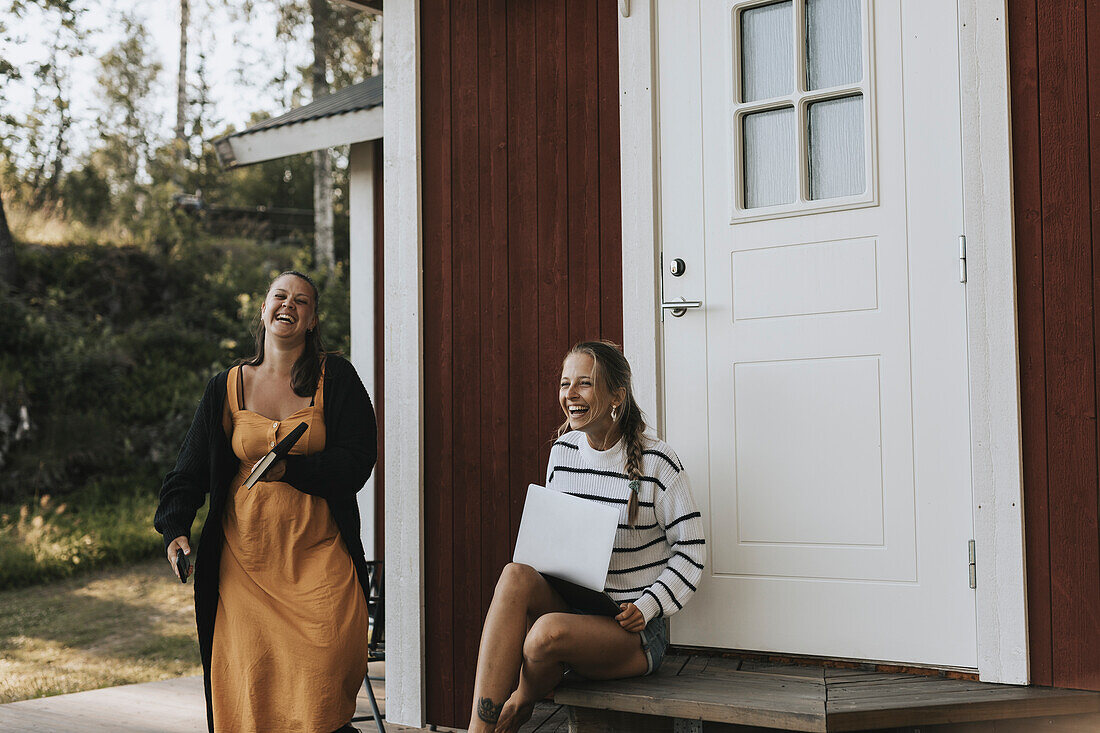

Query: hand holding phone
[175,548,191,584]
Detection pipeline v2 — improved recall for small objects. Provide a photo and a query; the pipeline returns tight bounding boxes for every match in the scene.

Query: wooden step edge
[555,687,827,732]
[825,688,1100,732]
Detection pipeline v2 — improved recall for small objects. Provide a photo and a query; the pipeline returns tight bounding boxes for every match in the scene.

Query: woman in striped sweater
[469,341,707,733]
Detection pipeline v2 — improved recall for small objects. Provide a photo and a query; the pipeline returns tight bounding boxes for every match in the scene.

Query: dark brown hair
[556,340,648,525]
[238,270,326,397]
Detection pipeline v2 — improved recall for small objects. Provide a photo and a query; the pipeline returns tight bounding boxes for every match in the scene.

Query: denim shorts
[564,609,670,676]
[639,616,670,675]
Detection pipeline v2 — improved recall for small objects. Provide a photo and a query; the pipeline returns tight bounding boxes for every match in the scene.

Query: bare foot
[494,689,535,733]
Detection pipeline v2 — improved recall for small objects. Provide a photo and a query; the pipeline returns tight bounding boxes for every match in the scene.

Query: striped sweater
[546,430,707,624]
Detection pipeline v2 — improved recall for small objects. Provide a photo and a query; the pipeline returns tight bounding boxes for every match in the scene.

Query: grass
[6,202,132,247]
[0,487,208,590]
[0,557,201,703]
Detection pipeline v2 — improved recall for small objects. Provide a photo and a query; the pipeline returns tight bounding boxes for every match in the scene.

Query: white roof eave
[218,105,383,168]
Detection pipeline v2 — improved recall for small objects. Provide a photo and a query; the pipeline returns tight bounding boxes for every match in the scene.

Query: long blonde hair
[556,341,648,525]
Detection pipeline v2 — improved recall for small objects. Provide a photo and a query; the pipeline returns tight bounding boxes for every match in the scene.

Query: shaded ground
[0,672,571,732]
[0,557,199,702]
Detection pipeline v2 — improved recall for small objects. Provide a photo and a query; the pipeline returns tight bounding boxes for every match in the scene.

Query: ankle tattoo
[477,696,504,724]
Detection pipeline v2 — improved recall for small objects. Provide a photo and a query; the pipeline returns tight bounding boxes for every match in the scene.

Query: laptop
[513,484,622,616]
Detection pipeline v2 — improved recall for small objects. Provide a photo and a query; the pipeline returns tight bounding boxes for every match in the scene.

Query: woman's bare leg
[467,564,569,733]
[494,613,649,733]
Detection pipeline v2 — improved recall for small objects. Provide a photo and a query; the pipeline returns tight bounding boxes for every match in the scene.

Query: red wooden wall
[1009,1,1100,692]
[419,0,623,725]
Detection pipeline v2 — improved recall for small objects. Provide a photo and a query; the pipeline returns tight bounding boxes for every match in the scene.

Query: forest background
[0,0,381,590]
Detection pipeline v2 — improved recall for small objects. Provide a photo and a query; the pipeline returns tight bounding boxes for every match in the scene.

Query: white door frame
[617,0,1028,685]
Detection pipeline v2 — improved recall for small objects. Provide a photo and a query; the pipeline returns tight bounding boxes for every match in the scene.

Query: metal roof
[334,0,382,12]
[220,74,383,140]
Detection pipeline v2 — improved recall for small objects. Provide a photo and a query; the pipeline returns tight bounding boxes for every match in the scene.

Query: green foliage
[0,235,351,586]
[93,13,161,220]
[0,484,196,590]
[59,160,110,226]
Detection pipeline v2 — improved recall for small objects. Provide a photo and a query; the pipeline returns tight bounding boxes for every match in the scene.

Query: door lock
[669,258,687,277]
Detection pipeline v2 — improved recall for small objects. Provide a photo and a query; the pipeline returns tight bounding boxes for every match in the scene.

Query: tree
[266,0,378,274]
[326,4,381,85]
[27,35,80,208]
[0,1,83,208]
[309,0,334,274]
[0,0,83,289]
[0,9,19,290]
[223,0,378,268]
[175,0,191,174]
[0,190,14,292]
[94,13,162,224]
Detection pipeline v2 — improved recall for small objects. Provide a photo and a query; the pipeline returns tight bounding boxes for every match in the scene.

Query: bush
[0,236,350,586]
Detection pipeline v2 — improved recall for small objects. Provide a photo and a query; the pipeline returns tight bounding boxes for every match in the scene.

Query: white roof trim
[220,106,383,167]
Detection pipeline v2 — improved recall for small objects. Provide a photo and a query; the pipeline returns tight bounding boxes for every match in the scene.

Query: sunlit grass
[0,558,201,702]
[0,488,206,590]
[6,202,131,247]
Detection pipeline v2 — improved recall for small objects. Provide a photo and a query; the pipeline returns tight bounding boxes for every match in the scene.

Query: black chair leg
[351,669,386,733]
[365,672,385,733]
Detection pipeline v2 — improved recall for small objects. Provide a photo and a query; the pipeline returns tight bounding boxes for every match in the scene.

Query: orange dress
[210,365,369,732]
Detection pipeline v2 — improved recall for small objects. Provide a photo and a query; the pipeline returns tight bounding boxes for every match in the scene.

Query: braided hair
[556,340,649,525]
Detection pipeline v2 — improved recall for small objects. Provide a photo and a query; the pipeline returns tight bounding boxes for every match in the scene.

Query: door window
[733,0,874,218]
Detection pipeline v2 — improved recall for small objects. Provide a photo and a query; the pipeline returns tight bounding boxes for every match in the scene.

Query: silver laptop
[513,484,619,592]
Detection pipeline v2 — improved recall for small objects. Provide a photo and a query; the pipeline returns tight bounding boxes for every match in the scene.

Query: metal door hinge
[620,0,630,17]
[959,235,967,283]
[968,539,977,589]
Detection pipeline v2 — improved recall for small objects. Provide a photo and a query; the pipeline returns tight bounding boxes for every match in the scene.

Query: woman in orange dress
[155,271,376,733]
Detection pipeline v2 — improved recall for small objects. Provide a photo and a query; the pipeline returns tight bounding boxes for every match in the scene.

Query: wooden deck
[0,662,569,732]
[5,656,1099,732]
[556,655,1100,732]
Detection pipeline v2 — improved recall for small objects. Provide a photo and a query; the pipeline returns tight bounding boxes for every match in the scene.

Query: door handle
[660,297,703,318]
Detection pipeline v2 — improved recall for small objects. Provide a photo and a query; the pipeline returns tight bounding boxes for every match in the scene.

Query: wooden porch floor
[5,655,1099,732]
[556,654,1100,732]
[0,662,569,733]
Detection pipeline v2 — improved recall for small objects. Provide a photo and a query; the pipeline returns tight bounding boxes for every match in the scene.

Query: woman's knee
[523,615,570,662]
[495,562,541,597]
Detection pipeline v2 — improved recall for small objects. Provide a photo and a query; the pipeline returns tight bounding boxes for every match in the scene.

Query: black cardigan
[153,355,377,733]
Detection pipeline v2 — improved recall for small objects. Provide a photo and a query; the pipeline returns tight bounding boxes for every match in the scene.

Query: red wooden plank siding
[1010,0,1052,689]
[506,0,539,554]
[1010,0,1100,692]
[421,0,456,721]
[1090,0,1100,689]
[535,0,570,461]
[478,0,511,639]
[566,0,601,341]
[449,0,483,725]
[1039,0,1100,691]
[419,0,624,725]
[597,0,623,343]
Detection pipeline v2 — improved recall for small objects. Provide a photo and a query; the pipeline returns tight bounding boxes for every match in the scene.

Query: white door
[658,0,977,668]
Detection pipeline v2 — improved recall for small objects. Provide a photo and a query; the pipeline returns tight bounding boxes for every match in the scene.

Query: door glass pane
[808,94,865,200]
[743,107,797,208]
[806,0,862,90]
[741,2,793,102]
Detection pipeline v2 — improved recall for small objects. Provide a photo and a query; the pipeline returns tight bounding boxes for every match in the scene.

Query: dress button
[270,441,275,447]
[272,421,279,429]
